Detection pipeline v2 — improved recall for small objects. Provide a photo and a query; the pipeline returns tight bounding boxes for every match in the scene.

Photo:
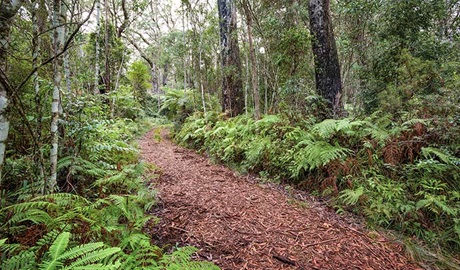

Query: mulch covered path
[140,128,422,270]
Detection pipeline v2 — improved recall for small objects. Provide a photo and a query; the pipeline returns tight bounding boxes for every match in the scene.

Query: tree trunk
[218,0,244,117]
[243,0,260,119]
[93,0,101,94]
[0,0,24,186]
[104,0,110,95]
[49,0,65,192]
[308,0,343,117]
[32,0,47,194]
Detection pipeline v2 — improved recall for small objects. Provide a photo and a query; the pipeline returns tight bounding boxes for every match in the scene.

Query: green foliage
[0,231,121,270]
[0,115,217,269]
[127,60,151,108]
[176,110,460,262]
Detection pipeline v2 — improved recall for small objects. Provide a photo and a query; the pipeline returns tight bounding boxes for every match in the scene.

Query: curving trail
[140,128,422,270]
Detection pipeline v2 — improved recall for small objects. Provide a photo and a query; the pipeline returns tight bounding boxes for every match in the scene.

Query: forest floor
[140,128,423,270]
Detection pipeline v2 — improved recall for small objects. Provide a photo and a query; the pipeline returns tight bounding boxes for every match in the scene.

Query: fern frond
[70,261,121,270]
[312,119,339,139]
[0,250,36,270]
[339,187,364,206]
[5,209,54,227]
[38,231,71,270]
[65,247,121,268]
[161,246,220,270]
[291,141,351,176]
[421,147,460,166]
[1,201,59,214]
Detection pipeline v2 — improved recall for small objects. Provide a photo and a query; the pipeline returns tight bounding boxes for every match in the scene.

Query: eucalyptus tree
[241,0,260,119]
[218,0,244,116]
[308,0,342,117]
[94,0,101,94]
[49,0,66,191]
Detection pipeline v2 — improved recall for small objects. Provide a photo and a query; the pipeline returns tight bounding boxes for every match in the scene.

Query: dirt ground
[140,128,422,270]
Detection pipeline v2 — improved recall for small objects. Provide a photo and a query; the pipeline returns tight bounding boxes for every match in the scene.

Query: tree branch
[9,0,97,99]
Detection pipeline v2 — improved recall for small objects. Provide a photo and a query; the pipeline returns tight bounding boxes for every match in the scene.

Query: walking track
[140,128,421,270]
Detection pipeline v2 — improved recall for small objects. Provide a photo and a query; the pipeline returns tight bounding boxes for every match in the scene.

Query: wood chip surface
[140,128,422,270]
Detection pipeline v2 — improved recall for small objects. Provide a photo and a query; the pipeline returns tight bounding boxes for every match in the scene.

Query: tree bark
[308,0,343,117]
[93,0,101,94]
[243,0,260,119]
[49,0,65,192]
[218,0,244,117]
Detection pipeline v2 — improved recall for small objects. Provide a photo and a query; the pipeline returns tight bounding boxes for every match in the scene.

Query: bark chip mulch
[140,128,422,270]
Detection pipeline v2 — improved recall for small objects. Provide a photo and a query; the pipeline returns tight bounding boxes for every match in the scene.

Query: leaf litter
[140,128,422,270]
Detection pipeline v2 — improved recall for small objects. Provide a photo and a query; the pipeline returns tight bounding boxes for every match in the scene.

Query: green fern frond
[339,187,364,206]
[402,118,429,127]
[161,246,220,270]
[1,201,58,216]
[312,119,340,139]
[291,141,351,176]
[1,250,36,270]
[65,247,121,268]
[5,209,54,227]
[421,147,460,166]
[38,231,71,270]
[69,261,121,270]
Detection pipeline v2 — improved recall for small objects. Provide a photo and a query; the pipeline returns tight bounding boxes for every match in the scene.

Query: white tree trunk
[49,0,65,192]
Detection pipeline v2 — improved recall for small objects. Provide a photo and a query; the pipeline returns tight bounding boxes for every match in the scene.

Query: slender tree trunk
[32,0,46,194]
[0,0,24,186]
[104,0,110,95]
[199,33,207,114]
[182,6,187,92]
[93,0,101,94]
[218,0,244,116]
[308,0,343,117]
[112,48,126,118]
[243,1,260,119]
[49,0,65,192]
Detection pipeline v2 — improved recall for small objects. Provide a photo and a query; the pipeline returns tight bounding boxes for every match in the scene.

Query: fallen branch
[273,254,296,266]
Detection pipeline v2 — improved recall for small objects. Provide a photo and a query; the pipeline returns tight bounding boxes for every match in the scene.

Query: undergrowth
[175,110,460,268]
[0,117,219,269]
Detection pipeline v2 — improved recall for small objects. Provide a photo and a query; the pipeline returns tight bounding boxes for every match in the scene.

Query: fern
[339,187,364,206]
[32,231,122,270]
[1,250,37,270]
[291,141,351,177]
[64,247,121,268]
[39,231,71,270]
[421,147,460,166]
[160,246,220,270]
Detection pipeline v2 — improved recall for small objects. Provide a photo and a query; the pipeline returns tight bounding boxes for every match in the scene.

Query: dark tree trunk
[308,0,343,117]
[218,0,244,117]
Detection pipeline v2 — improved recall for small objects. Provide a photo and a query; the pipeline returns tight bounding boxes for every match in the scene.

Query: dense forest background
[0,0,459,268]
